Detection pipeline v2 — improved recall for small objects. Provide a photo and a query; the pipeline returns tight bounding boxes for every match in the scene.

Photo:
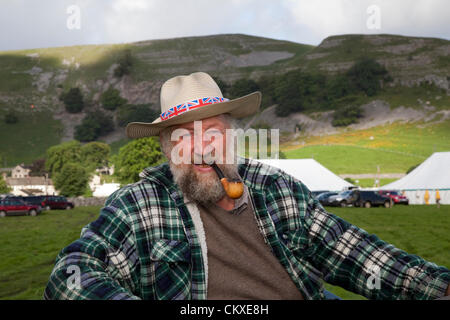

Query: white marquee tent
[380,152,450,204]
[93,183,121,198]
[256,159,353,192]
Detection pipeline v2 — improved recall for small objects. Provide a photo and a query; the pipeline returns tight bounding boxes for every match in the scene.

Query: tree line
[42,138,165,197]
[54,56,391,144]
[0,137,165,197]
[58,86,159,142]
[55,49,158,142]
[215,57,392,127]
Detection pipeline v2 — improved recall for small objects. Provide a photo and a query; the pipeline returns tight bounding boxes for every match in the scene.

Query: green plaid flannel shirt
[44,158,450,300]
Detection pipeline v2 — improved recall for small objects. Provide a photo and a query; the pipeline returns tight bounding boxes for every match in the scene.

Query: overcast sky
[1,0,449,51]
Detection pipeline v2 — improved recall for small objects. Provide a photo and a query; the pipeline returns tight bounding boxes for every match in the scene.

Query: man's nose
[191,133,209,163]
[193,132,213,154]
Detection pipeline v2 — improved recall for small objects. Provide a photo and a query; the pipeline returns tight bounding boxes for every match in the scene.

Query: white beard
[169,161,239,205]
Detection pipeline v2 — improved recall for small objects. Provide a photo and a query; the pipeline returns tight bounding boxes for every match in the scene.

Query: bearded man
[45,72,450,300]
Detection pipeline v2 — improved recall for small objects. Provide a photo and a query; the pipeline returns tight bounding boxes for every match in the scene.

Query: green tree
[54,163,89,197]
[116,103,158,127]
[326,75,352,100]
[275,98,303,117]
[80,142,111,171]
[114,137,165,184]
[257,75,277,108]
[74,111,115,142]
[273,70,328,116]
[60,87,84,113]
[114,49,133,78]
[101,88,127,111]
[332,104,363,127]
[212,76,230,96]
[45,140,82,177]
[74,117,100,142]
[346,58,389,96]
[0,175,10,194]
[0,155,9,193]
[228,78,259,99]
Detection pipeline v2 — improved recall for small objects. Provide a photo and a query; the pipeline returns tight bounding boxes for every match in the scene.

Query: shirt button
[282,234,288,240]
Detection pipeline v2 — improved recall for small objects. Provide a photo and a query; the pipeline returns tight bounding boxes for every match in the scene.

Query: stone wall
[68,197,107,207]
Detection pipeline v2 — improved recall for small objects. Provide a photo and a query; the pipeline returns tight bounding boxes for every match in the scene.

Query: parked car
[328,190,359,207]
[311,190,329,198]
[0,197,42,217]
[378,190,409,205]
[316,192,339,206]
[20,196,45,209]
[354,190,392,208]
[41,196,74,210]
[329,190,392,208]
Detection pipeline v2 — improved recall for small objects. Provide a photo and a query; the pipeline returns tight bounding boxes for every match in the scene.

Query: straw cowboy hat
[126,72,261,138]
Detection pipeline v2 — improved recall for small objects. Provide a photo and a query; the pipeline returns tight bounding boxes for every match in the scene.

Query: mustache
[191,152,216,165]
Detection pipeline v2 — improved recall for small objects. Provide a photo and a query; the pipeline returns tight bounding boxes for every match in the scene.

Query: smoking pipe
[210,163,244,199]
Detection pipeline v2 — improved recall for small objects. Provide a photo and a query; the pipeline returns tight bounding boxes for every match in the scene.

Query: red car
[378,190,409,205]
[41,196,74,210]
[0,197,42,217]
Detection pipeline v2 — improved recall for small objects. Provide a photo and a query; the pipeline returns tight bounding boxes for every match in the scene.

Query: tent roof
[93,183,120,197]
[381,152,450,190]
[256,159,353,192]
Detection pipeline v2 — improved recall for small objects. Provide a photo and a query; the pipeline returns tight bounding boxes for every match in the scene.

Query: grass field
[323,205,450,299]
[0,205,448,300]
[354,178,398,188]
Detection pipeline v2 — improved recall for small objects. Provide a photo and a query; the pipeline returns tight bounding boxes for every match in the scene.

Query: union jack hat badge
[126,72,261,138]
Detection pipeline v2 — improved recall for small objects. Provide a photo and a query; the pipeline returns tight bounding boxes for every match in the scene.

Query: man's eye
[204,129,223,138]
[179,132,192,139]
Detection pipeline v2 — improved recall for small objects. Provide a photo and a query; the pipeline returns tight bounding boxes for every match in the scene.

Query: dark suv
[354,190,392,208]
[0,198,42,217]
[41,196,74,210]
[329,190,392,208]
[20,196,45,208]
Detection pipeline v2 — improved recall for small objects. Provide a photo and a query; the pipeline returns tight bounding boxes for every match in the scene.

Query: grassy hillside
[0,33,448,169]
[0,34,313,98]
[300,34,450,80]
[0,205,448,300]
[0,109,63,166]
[0,34,313,166]
[282,119,450,174]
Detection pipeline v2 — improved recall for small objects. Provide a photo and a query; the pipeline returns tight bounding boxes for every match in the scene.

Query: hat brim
[126,91,261,138]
